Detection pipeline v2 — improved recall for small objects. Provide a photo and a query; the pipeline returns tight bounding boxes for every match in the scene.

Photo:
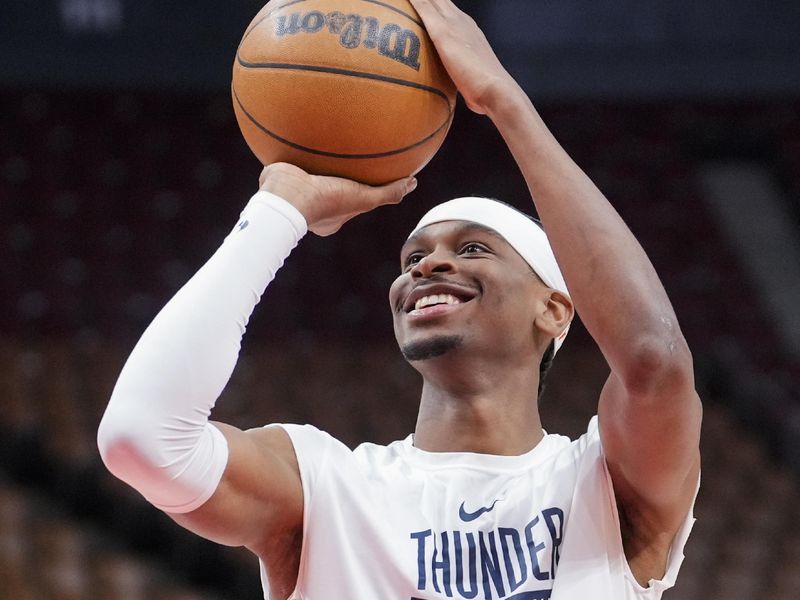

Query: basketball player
[98,1,701,599]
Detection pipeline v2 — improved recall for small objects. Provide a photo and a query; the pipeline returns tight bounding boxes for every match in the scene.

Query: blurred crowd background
[2,1,800,599]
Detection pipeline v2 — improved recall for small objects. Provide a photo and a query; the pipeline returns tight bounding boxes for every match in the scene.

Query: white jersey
[261,416,696,600]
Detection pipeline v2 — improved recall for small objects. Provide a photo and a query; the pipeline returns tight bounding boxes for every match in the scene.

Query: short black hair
[538,339,556,401]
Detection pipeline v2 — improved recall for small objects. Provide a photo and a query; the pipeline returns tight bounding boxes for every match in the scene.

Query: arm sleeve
[97,191,307,513]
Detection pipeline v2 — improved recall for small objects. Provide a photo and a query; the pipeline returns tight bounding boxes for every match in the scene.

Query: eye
[459,242,489,255]
[402,252,425,270]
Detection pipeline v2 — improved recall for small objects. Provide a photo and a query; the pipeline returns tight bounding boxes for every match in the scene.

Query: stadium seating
[1,89,799,598]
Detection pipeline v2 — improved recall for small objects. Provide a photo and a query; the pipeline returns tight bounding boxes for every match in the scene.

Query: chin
[401,334,464,362]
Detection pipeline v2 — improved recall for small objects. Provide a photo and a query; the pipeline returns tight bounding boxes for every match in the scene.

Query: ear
[533,290,574,340]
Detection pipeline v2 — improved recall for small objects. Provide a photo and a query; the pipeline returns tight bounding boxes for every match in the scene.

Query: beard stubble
[401,335,464,362]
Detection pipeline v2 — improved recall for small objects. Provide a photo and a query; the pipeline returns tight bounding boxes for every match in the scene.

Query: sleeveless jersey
[260,416,696,600]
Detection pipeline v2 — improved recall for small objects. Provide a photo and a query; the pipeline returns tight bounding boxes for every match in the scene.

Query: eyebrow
[402,222,505,249]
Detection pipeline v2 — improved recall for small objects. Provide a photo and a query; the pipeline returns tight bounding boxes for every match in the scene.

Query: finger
[409,0,471,43]
[427,0,457,13]
[408,0,445,24]
[377,176,417,206]
[410,0,460,19]
[351,176,415,214]
[408,0,439,14]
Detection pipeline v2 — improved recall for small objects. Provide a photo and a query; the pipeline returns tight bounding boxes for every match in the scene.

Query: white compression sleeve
[97,191,307,513]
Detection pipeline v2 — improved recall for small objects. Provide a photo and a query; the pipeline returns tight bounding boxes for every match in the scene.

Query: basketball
[232,0,457,185]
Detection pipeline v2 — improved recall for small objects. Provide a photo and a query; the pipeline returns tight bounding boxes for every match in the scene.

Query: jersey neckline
[396,430,568,472]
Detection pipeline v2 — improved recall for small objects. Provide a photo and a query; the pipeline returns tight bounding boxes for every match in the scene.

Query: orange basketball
[232,0,457,185]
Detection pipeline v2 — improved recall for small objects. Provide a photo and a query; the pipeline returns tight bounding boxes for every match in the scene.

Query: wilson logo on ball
[275,11,422,71]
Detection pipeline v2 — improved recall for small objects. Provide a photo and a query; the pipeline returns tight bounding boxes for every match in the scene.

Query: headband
[409,197,571,355]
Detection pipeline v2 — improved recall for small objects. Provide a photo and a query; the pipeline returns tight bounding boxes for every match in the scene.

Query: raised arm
[97,163,413,553]
[410,0,701,583]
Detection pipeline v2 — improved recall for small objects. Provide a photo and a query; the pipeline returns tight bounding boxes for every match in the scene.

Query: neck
[411,354,544,455]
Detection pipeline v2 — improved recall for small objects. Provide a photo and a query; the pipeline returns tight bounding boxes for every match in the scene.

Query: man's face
[389,220,547,366]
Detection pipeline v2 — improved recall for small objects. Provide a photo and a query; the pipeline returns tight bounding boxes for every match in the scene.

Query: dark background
[3,0,800,97]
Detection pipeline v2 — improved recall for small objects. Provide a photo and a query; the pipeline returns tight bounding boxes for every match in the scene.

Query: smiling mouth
[413,293,463,312]
[403,287,477,314]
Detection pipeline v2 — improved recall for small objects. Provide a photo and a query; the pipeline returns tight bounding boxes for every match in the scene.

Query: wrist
[246,190,309,237]
[257,163,322,226]
[258,182,316,224]
[484,80,531,123]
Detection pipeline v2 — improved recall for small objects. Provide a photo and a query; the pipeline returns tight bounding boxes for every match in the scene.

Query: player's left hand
[409,0,519,115]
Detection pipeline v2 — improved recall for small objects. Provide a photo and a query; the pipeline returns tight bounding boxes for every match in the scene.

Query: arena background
[2,1,800,598]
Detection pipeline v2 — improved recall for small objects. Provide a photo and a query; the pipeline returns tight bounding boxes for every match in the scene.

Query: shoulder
[352,437,408,464]
[575,415,603,453]
[268,424,407,476]
[275,424,402,458]
[274,423,343,449]
[265,423,354,468]
[547,416,604,468]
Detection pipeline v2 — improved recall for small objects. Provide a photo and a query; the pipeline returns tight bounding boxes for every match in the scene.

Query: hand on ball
[259,163,416,237]
[409,0,517,116]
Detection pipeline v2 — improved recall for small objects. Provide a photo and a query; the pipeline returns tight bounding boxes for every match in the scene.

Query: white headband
[409,197,572,355]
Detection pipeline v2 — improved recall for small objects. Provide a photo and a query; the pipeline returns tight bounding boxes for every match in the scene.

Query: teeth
[414,294,462,311]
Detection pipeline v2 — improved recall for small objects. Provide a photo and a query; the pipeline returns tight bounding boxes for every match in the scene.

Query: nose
[411,246,455,278]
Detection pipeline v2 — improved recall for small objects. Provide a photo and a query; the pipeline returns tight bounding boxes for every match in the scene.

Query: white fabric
[409,197,571,354]
[263,416,696,600]
[97,191,307,513]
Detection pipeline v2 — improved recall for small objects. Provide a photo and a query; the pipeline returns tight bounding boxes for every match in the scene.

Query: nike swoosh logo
[459,498,503,522]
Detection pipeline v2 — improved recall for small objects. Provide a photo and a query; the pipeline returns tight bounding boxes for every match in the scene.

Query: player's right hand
[409,0,518,117]
[258,163,416,237]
